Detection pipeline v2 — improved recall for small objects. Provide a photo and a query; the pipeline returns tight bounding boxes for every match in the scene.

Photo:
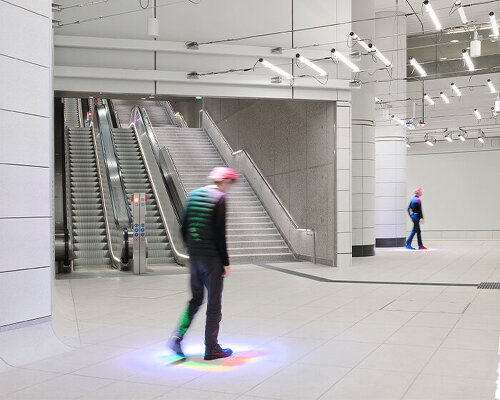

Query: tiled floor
[0,240,499,399]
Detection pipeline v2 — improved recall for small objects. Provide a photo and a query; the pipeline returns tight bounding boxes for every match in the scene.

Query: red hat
[209,167,240,182]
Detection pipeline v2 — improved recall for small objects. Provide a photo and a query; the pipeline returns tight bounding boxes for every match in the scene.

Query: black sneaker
[204,344,233,360]
[168,336,185,359]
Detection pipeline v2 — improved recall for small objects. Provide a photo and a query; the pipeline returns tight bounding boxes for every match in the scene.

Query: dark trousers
[175,255,224,346]
[407,219,423,247]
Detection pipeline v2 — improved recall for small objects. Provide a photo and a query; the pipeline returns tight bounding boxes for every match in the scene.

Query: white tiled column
[0,1,53,329]
[375,127,407,246]
[351,0,375,257]
[374,10,407,248]
[334,102,352,267]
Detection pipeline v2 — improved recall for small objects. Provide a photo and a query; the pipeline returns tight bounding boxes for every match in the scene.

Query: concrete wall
[407,139,500,239]
[0,0,53,328]
[203,98,336,264]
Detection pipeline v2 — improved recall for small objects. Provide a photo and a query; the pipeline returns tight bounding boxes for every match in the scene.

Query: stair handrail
[129,106,189,265]
[93,105,132,268]
[200,108,316,263]
[159,100,186,127]
[77,98,84,128]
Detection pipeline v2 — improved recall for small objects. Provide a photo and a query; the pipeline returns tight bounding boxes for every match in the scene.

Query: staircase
[112,99,294,262]
[112,127,174,265]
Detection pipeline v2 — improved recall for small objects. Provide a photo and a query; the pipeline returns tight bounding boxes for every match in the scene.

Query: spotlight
[367,43,392,68]
[331,48,360,72]
[462,49,475,71]
[349,32,371,52]
[258,58,293,80]
[406,138,411,148]
[424,135,436,146]
[458,131,466,141]
[490,12,499,39]
[424,0,442,30]
[375,97,381,103]
[296,54,327,76]
[451,83,462,96]
[455,0,468,24]
[409,56,427,77]
[424,93,435,105]
[487,79,497,93]
[444,130,453,142]
[440,92,450,104]
[474,109,482,119]
[478,131,486,143]
[495,97,500,113]
[391,115,406,126]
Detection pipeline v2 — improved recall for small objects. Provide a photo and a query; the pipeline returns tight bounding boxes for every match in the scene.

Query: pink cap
[208,167,240,182]
[415,187,423,194]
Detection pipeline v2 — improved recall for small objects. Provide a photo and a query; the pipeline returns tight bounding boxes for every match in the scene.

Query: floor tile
[0,368,59,397]
[441,328,500,351]
[318,368,416,400]
[403,374,497,400]
[386,325,451,348]
[155,387,238,400]
[335,323,402,343]
[357,343,436,373]
[79,380,172,400]
[247,363,349,400]
[299,340,379,368]
[422,347,499,379]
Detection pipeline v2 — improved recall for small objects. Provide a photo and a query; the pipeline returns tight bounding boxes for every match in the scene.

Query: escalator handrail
[137,106,187,220]
[95,104,133,228]
[63,120,73,268]
[90,110,125,268]
[128,106,189,264]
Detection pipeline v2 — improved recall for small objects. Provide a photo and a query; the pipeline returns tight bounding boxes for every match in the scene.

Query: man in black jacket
[406,188,427,250]
[169,167,239,360]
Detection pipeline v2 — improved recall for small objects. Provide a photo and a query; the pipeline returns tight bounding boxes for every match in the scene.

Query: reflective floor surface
[0,240,499,399]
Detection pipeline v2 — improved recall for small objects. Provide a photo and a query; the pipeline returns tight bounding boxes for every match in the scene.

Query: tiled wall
[204,98,351,266]
[0,0,52,328]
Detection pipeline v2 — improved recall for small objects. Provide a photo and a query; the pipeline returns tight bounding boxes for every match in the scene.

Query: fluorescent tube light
[331,48,360,72]
[490,12,499,38]
[409,56,427,77]
[451,83,462,96]
[455,1,468,24]
[367,43,392,67]
[424,0,442,30]
[487,79,496,93]
[258,58,293,80]
[296,54,327,76]
[462,49,475,71]
[349,32,371,52]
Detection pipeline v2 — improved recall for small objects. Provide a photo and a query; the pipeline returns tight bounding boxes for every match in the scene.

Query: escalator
[112,126,174,265]
[68,126,112,270]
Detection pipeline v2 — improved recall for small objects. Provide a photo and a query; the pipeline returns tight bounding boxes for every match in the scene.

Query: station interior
[1,0,500,399]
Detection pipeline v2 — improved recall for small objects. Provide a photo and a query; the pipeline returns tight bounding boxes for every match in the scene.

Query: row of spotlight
[406,129,486,147]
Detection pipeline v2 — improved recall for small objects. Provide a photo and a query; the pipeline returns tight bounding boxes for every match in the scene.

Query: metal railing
[200,109,316,263]
[129,106,189,265]
[92,105,132,269]
[63,123,73,270]
[160,100,186,127]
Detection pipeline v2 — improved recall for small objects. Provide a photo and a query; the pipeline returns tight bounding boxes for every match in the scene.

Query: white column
[374,10,408,247]
[0,1,53,329]
[335,102,352,267]
[375,127,407,246]
[351,0,375,257]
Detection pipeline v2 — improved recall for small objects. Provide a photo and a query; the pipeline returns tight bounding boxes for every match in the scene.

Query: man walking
[169,167,239,360]
[406,187,427,250]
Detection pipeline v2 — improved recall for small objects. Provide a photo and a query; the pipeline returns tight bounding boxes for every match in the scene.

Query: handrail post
[199,109,204,129]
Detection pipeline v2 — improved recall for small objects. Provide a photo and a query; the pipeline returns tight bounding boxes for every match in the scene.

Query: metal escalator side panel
[128,106,188,265]
[95,105,132,228]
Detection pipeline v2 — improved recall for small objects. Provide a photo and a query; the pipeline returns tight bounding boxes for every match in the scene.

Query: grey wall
[203,98,336,264]
[0,0,53,328]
